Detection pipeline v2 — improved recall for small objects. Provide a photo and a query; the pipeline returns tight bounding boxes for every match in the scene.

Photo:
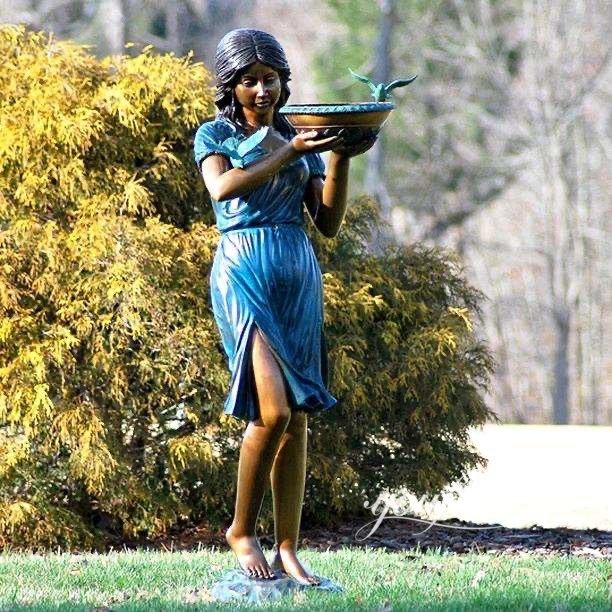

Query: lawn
[1,548,610,610]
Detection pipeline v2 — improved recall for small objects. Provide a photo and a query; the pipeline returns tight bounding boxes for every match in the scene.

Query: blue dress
[194,117,338,422]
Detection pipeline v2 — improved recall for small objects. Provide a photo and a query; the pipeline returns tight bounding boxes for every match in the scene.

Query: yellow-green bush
[0,26,495,549]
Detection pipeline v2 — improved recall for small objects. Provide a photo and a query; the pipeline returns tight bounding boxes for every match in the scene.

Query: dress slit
[224,316,297,422]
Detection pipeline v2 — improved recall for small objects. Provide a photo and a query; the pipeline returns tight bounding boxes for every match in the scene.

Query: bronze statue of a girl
[194,28,373,585]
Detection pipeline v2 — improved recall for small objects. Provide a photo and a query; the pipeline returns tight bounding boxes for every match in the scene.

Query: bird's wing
[236,126,269,157]
[349,68,377,92]
[385,76,418,91]
[217,139,239,158]
[219,137,246,166]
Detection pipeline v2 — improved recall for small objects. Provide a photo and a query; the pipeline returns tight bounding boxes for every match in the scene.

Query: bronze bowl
[279,102,394,145]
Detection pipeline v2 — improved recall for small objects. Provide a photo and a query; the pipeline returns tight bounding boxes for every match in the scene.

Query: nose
[256,81,268,97]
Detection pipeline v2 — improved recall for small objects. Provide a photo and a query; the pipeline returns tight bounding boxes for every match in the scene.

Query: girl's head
[214,28,295,136]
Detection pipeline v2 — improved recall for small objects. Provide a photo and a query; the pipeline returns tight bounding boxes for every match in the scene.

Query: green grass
[0,548,610,610]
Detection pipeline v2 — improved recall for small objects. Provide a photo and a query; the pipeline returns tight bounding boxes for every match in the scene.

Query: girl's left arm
[304,152,350,238]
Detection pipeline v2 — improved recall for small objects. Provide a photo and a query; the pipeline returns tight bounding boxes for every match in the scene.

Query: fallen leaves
[183,587,214,603]
[470,569,487,588]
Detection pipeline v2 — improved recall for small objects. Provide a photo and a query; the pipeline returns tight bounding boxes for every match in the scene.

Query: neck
[241,108,274,131]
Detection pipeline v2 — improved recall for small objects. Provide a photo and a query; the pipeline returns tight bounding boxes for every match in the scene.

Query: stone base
[210,568,344,604]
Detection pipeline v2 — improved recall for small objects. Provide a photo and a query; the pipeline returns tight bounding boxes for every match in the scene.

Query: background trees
[459,0,610,424]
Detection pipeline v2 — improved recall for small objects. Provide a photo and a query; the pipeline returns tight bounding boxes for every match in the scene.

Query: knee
[261,407,292,433]
[253,408,291,438]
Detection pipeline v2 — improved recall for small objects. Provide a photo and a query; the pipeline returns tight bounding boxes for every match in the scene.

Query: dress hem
[223,397,338,424]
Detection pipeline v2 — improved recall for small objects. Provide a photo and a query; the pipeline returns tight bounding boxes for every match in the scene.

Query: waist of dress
[219,221,304,235]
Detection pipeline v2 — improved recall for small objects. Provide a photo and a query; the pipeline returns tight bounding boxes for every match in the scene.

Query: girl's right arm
[200,131,340,201]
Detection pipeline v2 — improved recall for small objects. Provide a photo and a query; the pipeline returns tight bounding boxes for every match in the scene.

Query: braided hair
[214,28,296,138]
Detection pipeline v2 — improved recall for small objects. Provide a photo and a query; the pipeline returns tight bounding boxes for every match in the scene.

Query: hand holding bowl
[331,127,378,157]
[290,130,344,154]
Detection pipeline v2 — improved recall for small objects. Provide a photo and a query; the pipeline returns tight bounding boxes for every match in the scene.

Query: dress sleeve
[304,152,326,179]
[193,121,230,168]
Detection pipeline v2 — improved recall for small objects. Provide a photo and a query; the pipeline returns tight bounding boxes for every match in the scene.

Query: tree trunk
[99,0,126,55]
[166,0,181,54]
[365,0,395,249]
[551,307,571,424]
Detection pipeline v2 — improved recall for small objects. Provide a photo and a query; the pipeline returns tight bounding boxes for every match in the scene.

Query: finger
[314,134,340,145]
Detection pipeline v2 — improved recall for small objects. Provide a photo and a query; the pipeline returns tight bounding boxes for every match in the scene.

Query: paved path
[416,425,612,530]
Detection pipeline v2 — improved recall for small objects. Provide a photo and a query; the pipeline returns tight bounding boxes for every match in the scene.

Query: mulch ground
[120,517,612,560]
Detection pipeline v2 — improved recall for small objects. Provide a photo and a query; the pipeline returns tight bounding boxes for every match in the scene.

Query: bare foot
[270,547,321,586]
[226,524,275,580]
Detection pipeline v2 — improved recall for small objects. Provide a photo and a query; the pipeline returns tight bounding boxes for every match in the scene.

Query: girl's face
[234,62,282,118]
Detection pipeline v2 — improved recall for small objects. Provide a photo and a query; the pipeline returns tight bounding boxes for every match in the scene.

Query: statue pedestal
[210,568,344,604]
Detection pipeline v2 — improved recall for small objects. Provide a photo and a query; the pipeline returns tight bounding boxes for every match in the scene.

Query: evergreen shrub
[0,26,495,549]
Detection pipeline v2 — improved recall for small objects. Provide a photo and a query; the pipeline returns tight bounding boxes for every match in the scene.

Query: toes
[242,561,278,580]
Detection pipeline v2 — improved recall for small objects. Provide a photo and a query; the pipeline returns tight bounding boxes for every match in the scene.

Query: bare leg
[225,328,291,580]
[269,410,321,585]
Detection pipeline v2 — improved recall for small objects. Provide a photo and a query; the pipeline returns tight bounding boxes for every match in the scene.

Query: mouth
[255,100,271,108]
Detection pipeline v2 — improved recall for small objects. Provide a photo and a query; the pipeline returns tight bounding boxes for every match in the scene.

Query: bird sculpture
[349,68,418,102]
[215,126,270,168]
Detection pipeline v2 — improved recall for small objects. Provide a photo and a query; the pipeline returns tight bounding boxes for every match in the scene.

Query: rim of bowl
[279,102,395,115]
